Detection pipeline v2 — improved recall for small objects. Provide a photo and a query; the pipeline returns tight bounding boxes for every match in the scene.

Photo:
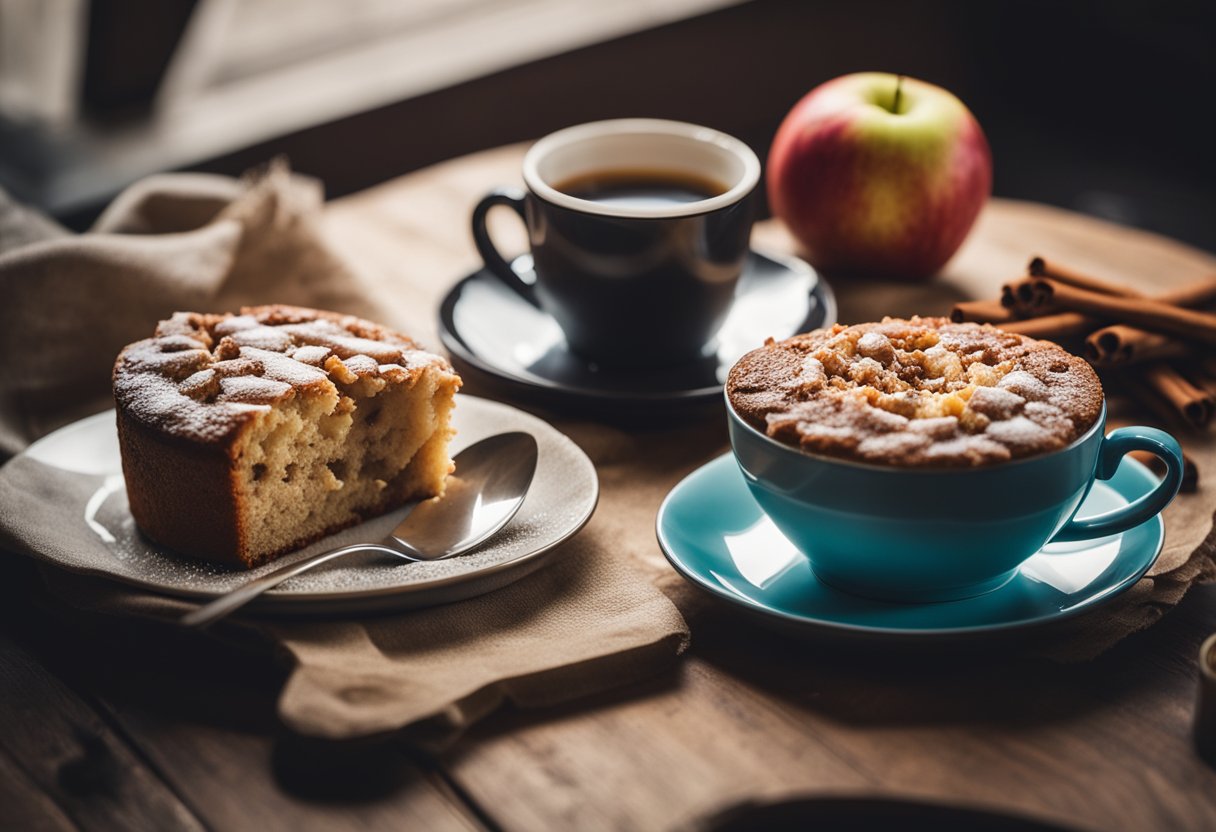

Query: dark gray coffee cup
[472,119,760,366]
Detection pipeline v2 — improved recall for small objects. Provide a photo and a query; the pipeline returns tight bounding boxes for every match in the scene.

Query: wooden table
[3,145,1215,831]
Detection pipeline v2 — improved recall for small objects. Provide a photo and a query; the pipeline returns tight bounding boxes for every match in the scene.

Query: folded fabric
[0,162,379,457]
[37,533,687,747]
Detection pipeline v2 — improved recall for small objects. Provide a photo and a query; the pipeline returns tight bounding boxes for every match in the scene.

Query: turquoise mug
[726,399,1184,602]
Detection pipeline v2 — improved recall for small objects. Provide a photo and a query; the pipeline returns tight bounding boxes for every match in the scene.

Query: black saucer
[437,248,836,413]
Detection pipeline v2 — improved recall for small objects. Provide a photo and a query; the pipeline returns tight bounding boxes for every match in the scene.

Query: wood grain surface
[2,144,1214,832]
[323,145,1216,831]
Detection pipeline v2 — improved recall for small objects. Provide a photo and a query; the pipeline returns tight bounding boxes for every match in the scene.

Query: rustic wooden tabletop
[3,145,1215,832]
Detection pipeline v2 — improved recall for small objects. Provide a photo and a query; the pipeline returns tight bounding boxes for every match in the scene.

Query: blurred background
[1,0,1212,251]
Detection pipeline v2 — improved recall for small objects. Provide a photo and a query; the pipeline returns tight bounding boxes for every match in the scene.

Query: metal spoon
[181,431,538,628]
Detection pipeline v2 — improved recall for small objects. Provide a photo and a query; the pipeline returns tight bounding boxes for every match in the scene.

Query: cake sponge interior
[234,369,455,567]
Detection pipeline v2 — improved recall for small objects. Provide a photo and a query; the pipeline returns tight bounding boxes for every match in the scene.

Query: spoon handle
[180,544,403,628]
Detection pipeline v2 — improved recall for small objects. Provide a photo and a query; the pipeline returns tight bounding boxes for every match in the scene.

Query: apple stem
[893,74,905,114]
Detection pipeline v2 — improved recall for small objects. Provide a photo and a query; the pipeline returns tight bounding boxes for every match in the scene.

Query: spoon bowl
[391,431,540,559]
[181,431,539,628]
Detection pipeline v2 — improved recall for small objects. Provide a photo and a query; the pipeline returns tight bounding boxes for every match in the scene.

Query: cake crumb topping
[727,317,1103,467]
[114,305,452,446]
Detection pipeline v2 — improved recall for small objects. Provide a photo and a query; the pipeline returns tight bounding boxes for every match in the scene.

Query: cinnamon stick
[965,269,1216,347]
[1023,279,1216,346]
[1003,273,1216,318]
[1141,363,1214,429]
[1000,277,1054,313]
[950,299,1016,324]
[1084,326,1191,367]
[1082,276,1216,363]
[1028,257,1142,298]
[1123,375,1205,438]
[1129,449,1199,493]
[1030,259,1216,306]
[999,312,1097,340]
[1188,365,1216,398]
[1154,275,1216,308]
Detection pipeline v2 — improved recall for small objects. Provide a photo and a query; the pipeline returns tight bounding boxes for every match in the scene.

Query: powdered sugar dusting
[218,375,294,405]
[113,307,452,445]
[225,325,294,352]
[341,354,379,377]
[116,371,267,443]
[998,370,1049,402]
[239,346,328,386]
[290,345,332,366]
[280,320,407,364]
[967,386,1025,420]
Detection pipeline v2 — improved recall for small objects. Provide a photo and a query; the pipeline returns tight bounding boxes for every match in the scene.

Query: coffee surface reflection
[554,168,729,211]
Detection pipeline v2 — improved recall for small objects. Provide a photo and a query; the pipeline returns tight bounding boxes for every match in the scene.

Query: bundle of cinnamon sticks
[951,256,1216,491]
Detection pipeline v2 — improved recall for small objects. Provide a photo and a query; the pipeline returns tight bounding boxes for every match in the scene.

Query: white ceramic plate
[9,396,598,615]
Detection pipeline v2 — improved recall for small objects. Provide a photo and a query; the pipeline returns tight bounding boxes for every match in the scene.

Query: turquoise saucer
[657,454,1165,638]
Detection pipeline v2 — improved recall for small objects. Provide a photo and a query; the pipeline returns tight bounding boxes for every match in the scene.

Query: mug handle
[471,187,539,306]
[1051,426,1184,543]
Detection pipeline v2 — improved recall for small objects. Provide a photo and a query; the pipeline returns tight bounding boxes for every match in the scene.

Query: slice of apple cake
[113,305,461,568]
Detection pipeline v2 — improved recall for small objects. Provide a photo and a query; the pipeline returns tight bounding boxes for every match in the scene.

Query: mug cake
[727,316,1103,467]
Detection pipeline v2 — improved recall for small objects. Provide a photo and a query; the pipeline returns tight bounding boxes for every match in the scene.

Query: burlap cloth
[0,165,688,745]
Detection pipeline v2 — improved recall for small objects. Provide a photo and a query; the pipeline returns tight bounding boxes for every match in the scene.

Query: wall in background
[21,0,1215,254]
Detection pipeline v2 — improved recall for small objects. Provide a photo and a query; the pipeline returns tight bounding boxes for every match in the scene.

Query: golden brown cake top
[114,305,457,446]
[727,317,1103,467]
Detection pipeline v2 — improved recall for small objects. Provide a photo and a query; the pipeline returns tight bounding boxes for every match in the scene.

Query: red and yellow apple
[767,72,991,281]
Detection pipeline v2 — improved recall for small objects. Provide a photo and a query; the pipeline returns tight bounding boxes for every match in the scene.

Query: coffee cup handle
[1051,426,1184,543]
[471,187,539,306]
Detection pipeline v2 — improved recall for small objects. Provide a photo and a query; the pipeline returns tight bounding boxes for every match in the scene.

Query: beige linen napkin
[0,161,379,456]
[36,535,686,746]
[0,166,689,745]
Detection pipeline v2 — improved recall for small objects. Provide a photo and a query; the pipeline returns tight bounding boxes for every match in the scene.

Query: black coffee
[555,168,729,210]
